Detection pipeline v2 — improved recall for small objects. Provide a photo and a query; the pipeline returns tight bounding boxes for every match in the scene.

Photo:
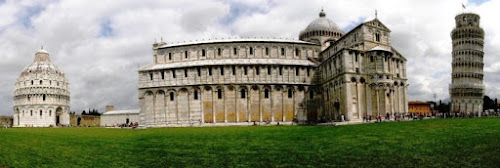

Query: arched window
[194,90,198,100]
[375,33,380,42]
[370,56,374,62]
[149,73,153,80]
[30,110,33,116]
[217,89,222,99]
[295,67,299,76]
[255,66,260,75]
[161,71,164,79]
[197,67,201,76]
[201,49,205,57]
[267,66,271,75]
[249,47,253,55]
[220,66,224,75]
[185,51,189,58]
[265,47,269,55]
[168,53,172,60]
[40,110,42,117]
[208,67,212,76]
[170,92,174,101]
[233,48,237,55]
[264,89,269,98]
[232,65,236,75]
[326,89,330,101]
[40,80,42,85]
[243,66,247,75]
[31,80,34,85]
[288,89,293,98]
[43,94,46,101]
[217,48,221,56]
[240,89,246,98]
[281,48,285,56]
[49,110,52,116]
[184,69,188,77]
[279,66,283,75]
[172,70,176,78]
[295,48,300,56]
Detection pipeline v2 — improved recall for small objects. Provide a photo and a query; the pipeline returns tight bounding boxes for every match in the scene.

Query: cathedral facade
[450,13,485,114]
[138,10,408,127]
[13,48,70,127]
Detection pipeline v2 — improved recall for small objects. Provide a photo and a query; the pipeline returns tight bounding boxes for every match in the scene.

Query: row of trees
[69,108,101,116]
[427,96,498,113]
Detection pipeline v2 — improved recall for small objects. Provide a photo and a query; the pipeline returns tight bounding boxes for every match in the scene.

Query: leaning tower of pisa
[450,13,485,114]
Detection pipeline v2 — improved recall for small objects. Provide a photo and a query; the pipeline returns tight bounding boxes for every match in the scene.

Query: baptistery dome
[299,9,345,50]
[13,47,70,127]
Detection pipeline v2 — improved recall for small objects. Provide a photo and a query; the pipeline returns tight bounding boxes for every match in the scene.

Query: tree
[495,98,498,112]
[483,96,495,111]
[81,110,86,115]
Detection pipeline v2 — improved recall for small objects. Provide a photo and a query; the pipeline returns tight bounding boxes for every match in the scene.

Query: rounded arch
[274,85,283,91]
[351,77,357,83]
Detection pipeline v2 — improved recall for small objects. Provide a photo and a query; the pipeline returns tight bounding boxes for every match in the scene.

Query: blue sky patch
[98,20,113,37]
[20,5,44,28]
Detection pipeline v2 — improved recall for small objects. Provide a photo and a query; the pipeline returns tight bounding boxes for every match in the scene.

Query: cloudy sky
[0,0,498,115]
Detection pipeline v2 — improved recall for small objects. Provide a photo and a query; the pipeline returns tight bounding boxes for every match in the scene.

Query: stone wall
[70,114,100,126]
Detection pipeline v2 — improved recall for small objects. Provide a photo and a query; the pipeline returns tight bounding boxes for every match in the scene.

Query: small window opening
[217,89,222,99]
[170,92,174,101]
[240,89,246,98]
[194,90,198,100]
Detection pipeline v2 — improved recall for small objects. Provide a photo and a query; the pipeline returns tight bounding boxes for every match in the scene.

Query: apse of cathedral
[137,10,408,127]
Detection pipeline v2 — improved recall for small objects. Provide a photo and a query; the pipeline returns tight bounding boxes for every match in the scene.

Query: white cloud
[0,0,499,115]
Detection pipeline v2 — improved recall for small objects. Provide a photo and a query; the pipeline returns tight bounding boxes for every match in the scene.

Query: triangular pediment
[364,19,391,32]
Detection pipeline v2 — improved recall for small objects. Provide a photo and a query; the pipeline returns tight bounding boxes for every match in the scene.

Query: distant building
[449,13,485,114]
[138,10,408,127]
[100,105,139,126]
[408,101,431,115]
[13,48,70,127]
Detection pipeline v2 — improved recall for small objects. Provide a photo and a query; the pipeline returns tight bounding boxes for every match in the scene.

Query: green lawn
[1,118,499,167]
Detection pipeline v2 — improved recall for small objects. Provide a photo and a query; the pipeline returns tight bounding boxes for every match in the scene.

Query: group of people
[362,112,408,123]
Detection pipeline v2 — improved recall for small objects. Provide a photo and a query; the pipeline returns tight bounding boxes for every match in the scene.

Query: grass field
[1,118,499,167]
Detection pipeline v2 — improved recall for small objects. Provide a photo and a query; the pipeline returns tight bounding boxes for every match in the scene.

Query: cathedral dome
[303,10,343,33]
[299,9,344,50]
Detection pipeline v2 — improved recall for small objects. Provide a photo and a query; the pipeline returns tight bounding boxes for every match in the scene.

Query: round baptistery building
[138,10,408,127]
[13,48,70,127]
